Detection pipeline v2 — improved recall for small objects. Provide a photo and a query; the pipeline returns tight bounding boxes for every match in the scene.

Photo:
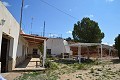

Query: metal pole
[31,17,33,34]
[43,21,45,37]
[20,0,24,32]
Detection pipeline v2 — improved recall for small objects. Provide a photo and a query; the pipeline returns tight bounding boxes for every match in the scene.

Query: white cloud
[24,5,30,9]
[2,1,11,7]
[85,14,94,18]
[69,9,72,12]
[106,0,114,2]
[66,31,72,34]
[89,15,94,18]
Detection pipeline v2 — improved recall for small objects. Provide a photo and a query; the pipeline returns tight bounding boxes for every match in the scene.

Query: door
[33,49,38,55]
[1,37,9,73]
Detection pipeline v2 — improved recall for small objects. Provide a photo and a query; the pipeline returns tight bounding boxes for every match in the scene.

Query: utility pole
[43,21,45,37]
[20,0,24,32]
[31,17,33,34]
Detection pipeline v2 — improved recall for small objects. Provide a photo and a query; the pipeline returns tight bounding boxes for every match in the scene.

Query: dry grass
[15,58,120,80]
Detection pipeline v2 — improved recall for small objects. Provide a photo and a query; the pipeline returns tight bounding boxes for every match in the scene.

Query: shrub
[90,68,94,73]
[72,63,87,70]
[45,59,58,70]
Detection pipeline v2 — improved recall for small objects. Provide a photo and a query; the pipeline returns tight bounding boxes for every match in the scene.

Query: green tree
[114,34,120,60]
[72,17,104,43]
[66,37,72,41]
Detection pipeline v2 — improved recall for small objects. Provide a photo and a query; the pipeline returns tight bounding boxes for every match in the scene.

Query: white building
[46,38,72,56]
[0,1,47,73]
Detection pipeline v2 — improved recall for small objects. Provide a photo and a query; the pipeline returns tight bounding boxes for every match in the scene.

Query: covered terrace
[66,43,115,63]
[21,34,48,67]
[14,34,48,71]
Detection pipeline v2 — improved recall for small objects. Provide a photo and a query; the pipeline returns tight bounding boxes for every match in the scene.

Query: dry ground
[60,60,120,80]
[3,58,120,80]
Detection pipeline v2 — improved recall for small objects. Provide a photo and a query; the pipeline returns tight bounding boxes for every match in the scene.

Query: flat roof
[66,43,116,50]
[68,43,101,47]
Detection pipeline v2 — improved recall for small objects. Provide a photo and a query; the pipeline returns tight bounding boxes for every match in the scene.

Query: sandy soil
[60,60,120,80]
[1,72,22,80]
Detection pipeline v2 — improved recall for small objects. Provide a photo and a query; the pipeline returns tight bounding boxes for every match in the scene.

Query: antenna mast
[20,0,24,32]
[43,21,45,37]
[30,17,33,34]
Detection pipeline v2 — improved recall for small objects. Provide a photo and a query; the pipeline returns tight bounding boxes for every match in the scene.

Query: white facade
[46,38,71,56]
[15,35,29,66]
[0,1,20,69]
[0,1,47,71]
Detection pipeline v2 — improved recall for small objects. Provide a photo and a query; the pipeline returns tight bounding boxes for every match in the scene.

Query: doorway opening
[33,49,38,55]
[1,37,10,73]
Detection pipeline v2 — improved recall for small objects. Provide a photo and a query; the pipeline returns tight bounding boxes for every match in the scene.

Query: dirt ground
[1,58,120,80]
[60,59,120,80]
[1,72,22,80]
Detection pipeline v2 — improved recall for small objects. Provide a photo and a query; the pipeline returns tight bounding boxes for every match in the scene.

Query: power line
[39,0,79,20]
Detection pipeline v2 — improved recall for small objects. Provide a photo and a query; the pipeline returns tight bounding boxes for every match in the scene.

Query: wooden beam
[22,36,45,41]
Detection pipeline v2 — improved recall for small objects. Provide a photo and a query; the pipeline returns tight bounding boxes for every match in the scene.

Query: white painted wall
[63,40,70,53]
[46,38,71,56]
[15,35,29,66]
[0,1,20,68]
[29,44,40,55]
[16,35,28,57]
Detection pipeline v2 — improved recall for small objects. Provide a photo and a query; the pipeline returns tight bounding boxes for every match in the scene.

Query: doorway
[1,37,10,73]
[33,49,38,55]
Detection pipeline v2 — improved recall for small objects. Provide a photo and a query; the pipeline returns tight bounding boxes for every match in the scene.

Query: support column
[43,40,46,67]
[98,47,99,58]
[63,53,64,59]
[78,45,81,63]
[109,48,111,57]
[101,44,103,60]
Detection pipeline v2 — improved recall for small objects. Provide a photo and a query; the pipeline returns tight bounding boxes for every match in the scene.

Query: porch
[65,43,117,63]
[14,34,48,71]
[14,55,45,71]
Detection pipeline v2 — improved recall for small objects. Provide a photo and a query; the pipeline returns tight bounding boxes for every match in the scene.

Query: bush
[90,68,94,73]
[72,63,87,70]
[45,59,58,70]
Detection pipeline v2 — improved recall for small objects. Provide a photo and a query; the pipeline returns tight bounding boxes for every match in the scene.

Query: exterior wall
[46,38,71,56]
[0,1,20,69]
[29,44,40,55]
[16,35,28,66]
[63,40,72,54]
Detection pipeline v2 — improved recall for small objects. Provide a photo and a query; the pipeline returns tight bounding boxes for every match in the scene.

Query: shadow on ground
[54,58,95,65]
[111,59,120,64]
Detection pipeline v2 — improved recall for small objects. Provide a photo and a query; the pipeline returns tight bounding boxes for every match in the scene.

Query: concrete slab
[14,58,45,72]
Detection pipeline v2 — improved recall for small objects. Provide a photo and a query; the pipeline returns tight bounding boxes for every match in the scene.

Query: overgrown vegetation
[44,59,59,70]
[15,58,120,80]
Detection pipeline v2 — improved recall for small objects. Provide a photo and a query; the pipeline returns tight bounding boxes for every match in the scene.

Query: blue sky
[2,0,120,45]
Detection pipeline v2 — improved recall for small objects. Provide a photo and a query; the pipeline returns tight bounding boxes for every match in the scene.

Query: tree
[66,37,72,41]
[114,34,120,60]
[72,17,104,43]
